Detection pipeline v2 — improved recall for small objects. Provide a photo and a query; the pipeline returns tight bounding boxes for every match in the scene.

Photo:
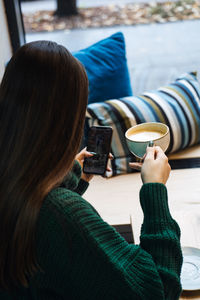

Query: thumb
[145,146,156,160]
[154,146,166,160]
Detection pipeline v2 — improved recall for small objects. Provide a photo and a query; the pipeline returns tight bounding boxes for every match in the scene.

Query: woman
[0,41,182,299]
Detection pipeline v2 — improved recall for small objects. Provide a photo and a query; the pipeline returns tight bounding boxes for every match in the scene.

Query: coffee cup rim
[125,122,169,143]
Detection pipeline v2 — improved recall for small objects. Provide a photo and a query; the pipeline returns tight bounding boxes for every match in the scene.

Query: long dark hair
[0,41,88,289]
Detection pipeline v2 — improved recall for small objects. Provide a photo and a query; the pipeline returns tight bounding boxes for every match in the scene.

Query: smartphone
[83,126,113,175]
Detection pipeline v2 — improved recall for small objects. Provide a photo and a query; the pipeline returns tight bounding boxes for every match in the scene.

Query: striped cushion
[87,72,200,176]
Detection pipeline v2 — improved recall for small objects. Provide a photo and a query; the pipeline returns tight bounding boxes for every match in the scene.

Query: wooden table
[181,291,200,300]
[85,145,200,299]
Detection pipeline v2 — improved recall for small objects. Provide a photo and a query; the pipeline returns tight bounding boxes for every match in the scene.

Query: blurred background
[3,0,200,94]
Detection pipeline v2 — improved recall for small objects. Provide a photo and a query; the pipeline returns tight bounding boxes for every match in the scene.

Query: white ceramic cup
[125,122,170,159]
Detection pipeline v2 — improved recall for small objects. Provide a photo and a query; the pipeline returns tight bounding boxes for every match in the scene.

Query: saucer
[181,247,200,290]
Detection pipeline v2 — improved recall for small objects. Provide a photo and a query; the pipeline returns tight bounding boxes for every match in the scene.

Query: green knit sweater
[0,161,183,299]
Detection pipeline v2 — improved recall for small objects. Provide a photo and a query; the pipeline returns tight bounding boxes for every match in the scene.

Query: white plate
[181,247,200,291]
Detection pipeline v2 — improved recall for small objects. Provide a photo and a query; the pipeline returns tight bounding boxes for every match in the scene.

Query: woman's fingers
[76,148,93,161]
[141,146,170,184]
[106,166,112,172]
[145,146,156,160]
[154,146,166,160]
[77,151,114,174]
[108,153,114,160]
[129,162,142,171]
[106,153,114,172]
[144,146,166,161]
[75,148,94,169]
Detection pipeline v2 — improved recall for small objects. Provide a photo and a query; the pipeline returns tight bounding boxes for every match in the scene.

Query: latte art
[128,130,164,142]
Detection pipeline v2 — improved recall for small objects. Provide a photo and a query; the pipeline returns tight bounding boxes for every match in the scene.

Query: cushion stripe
[123,97,157,122]
[175,81,200,119]
[105,102,133,172]
[160,87,194,147]
[134,96,160,122]
[179,79,200,108]
[159,89,191,149]
[141,93,174,153]
[119,99,144,124]
[107,100,136,128]
[139,96,166,124]
[172,83,200,145]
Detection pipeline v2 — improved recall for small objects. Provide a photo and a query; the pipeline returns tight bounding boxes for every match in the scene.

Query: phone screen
[83,126,113,175]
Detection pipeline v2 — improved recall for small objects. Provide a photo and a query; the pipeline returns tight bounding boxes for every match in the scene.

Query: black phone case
[83,126,113,175]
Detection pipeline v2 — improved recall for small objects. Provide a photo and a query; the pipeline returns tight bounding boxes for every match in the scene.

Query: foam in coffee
[128,130,164,142]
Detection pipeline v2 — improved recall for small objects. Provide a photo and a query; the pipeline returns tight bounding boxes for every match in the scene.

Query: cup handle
[148,140,154,147]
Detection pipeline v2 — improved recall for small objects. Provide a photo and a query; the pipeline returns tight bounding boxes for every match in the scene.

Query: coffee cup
[125,122,170,158]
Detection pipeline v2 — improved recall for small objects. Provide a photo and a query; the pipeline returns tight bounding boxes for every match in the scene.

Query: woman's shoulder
[39,187,98,227]
[36,187,95,248]
[36,187,103,258]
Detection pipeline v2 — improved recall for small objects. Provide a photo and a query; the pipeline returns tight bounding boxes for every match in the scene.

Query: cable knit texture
[0,163,182,299]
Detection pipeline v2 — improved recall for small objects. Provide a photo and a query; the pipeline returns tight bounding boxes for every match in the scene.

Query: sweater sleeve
[139,183,183,299]
[73,178,89,195]
[39,185,182,300]
[60,160,89,195]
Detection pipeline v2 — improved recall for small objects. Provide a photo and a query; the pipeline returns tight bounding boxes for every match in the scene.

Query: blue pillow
[73,32,133,104]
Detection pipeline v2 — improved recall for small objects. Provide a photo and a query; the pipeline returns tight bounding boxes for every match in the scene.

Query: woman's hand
[76,148,114,182]
[75,148,94,182]
[129,146,171,185]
